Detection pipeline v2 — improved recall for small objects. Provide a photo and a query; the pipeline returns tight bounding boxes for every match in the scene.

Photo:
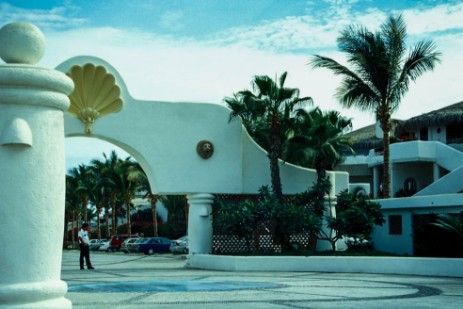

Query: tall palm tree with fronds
[92,151,122,236]
[87,163,107,239]
[138,170,161,237]
[225,72,313,202]
[65,175,81,248]
[310,14,441,198]
[68,164,94,223]
[284,107,354,182]
[162,195,189,231]
[109,159,144,238]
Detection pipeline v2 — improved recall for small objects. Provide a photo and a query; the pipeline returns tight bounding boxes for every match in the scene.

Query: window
[389,215,402,235]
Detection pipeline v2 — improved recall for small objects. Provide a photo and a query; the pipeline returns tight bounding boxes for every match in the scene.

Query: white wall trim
[188,254,463,278]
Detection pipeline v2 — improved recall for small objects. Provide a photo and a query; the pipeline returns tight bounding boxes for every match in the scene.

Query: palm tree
[92,151,122,236]
[109,159,144,238]
[225,72,313,202]
[139,172,161,237]
[68,164,93,223]
[87,164,107,239]
[310,14,441,198]
[163,195,189,231]
[284,107,354,182]
[65,175,81,248]
[432,212,463,242]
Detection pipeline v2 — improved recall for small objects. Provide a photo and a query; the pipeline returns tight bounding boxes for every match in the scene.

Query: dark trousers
[79,244,92,268]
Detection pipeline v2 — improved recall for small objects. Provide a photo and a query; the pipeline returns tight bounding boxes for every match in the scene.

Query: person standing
[78,223,95,270]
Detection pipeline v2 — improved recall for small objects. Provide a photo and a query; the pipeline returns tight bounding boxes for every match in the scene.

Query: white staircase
[415,142,463,196]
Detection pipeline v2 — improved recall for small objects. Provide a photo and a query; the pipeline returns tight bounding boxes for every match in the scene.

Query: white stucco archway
[58,56,348,195]
[57,55,349,255]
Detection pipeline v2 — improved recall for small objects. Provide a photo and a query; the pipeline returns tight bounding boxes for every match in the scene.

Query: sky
[1,0,462,171]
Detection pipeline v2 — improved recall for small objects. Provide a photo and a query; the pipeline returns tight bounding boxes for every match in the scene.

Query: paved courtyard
[62,250,463,308]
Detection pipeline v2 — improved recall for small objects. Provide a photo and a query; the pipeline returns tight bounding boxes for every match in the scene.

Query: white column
[433,163,440,182]
[187,193,214,255]
[373,166,380,198]
[390,163,394,197]
[0,23,74,308]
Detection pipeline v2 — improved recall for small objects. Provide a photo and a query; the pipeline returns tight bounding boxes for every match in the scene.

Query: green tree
[87,162,108,239]
[310,14,441,198]
[163,195,188,226]
[323,190,385,251]
[214,181,330,253]
[138,170,161,237]
[65,175,81,248]
[68,164,93,223]
[225,72,313,202]
[91,151,124,236]
[112,160,145,238]
[284,107,353,181]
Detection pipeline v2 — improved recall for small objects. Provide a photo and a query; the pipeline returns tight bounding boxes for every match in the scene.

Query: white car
[121,238,140,253]
[169,236,188,254]
[98,240,111,252]
[89,239,107,251]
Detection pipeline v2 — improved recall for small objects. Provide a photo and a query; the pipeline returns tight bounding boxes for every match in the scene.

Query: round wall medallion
[197,140,214,159]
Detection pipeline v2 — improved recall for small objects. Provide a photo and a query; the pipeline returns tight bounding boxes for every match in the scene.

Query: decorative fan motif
[66,63,123,134]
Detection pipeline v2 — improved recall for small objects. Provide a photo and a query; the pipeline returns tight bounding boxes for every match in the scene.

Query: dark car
[137,237,171,255]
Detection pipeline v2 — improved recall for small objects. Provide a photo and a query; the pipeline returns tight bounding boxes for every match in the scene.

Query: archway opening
[64,136,188,250]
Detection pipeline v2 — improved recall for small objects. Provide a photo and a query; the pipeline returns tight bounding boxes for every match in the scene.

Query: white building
[336,101,463,255]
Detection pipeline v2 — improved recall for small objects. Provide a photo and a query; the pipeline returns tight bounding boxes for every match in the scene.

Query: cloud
[0,2,87,29]
[204,1,462,54]
[401,2,463,34]
[160,11,185,31]
[5,0,462,131]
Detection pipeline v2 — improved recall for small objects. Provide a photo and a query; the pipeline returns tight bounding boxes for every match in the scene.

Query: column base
[0,280,71,309]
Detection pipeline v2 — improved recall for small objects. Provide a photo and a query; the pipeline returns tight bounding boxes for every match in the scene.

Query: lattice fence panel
[212,194,315,254]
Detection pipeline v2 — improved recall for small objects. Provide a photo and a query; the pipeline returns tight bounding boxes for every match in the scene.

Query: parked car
[108,234,139,252]
[169,236,188,254]
[138,237,171,255]
[127,238,146,253]
[121,238,141,253]
[90,239,108,251]
[98,240,111,252]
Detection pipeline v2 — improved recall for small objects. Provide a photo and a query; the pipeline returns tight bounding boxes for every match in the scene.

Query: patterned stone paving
[62,251,463,308]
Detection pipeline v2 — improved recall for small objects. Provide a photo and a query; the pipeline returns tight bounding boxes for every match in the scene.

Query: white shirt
[78,228,90,245]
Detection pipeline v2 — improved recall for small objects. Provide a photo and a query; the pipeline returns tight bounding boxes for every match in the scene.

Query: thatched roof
[401,101,463,131]
[345,123,381,153]
[346,124,377,142]
[345,119,405,154]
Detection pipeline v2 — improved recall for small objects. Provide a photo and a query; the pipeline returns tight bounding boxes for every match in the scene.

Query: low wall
[188,254,463,278]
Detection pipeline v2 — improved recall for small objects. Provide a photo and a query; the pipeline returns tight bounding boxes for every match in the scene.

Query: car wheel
[183,248,188,254]
[106,248,110,252]
[147,248,154,255]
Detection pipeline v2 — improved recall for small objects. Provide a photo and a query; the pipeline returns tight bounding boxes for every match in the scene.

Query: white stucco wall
[0,29,74,306]
[57,56,348,196]
[371,194,463,255]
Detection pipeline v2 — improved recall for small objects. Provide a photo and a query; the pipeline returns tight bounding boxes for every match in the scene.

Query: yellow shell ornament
[66,63,123,134]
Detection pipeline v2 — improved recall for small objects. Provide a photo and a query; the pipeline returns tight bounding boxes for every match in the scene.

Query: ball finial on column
[0,22,46,64]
